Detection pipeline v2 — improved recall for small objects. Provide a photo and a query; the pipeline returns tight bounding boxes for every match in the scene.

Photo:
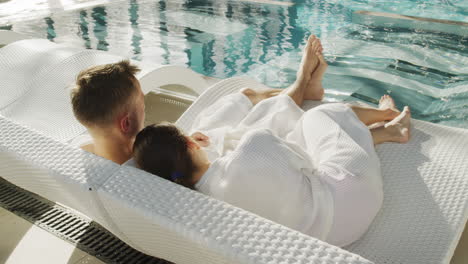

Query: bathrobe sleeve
[188,92,254,160]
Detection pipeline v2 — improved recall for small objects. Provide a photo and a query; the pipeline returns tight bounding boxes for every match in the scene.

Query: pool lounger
[0,32,467,264]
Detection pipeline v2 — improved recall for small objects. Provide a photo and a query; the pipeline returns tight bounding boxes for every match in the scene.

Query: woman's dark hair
[133,123,196,189]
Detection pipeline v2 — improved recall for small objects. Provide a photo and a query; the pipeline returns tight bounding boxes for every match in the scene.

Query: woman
[133,36,411,247]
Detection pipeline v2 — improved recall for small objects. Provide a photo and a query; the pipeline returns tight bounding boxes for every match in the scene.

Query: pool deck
[0,207,104,264]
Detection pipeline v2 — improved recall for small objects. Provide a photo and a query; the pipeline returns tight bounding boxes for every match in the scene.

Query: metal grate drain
[0,178,173,264]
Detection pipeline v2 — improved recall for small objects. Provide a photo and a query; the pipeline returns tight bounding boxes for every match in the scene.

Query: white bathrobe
[191,93,383,247]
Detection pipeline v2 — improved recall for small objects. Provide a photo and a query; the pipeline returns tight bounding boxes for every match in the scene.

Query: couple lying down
[72,36,411,247]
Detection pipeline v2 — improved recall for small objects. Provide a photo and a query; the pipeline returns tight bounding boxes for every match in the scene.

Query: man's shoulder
[69,134,94,148]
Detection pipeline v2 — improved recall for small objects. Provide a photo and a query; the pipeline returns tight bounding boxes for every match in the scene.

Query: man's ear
[119,114,131,134]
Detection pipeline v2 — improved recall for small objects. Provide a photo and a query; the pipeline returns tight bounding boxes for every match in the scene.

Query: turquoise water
[3,0,468,128]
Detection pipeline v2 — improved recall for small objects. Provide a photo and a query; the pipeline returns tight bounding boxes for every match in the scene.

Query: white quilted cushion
[99,165,373,264]
[0,116,120,229]
[0,39,160,143]
[0,49,125,142]
[346,119,468,264]
[0,39,82,109]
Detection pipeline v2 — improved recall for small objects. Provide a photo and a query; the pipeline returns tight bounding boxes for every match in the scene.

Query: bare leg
[370,106,411,144]
[369,95,400,129]
[242,35,324,106]
[350,95,400,126]
[240,87,282,105]
[280,35,321,106]
[351,95,410,145]
[350,105,400,126]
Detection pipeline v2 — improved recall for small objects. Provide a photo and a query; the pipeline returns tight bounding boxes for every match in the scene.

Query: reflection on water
[79,10,91,49]
[4,0,468,128]
[325,0,468,23]
[92,6,108,51]
[44,17,55,41]
[129,0,142,60]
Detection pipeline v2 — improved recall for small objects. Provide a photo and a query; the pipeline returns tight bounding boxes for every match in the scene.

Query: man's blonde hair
[71,60,141,126]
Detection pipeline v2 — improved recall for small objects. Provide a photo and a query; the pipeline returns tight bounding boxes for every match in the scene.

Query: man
[71,60,145,164]
[69,60,250,164]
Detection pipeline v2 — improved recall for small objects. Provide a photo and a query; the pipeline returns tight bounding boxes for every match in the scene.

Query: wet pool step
[353,10,468,36]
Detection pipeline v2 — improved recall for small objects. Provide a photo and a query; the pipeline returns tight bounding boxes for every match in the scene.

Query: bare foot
[304,48,327,100]
[311,50,327,80]
[383,106,411,143]
[241,87,282,105]
[295,35,319,84]
[378,95,400,121]
[281,35,320,105]
[379,95,395,110]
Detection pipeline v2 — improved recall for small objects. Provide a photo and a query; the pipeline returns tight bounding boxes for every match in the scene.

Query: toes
[303,35,315,55]
[313,39,324,57]
[306,35,323,57]
[379,95,394,106]
[317,53,327,66]
[312,39,321,53]
[406,106,411,118]
[403,106,410,114]
[379,95,386,104]
[386,95,393,103]
[306,35,316,47]
[400,106,412,126]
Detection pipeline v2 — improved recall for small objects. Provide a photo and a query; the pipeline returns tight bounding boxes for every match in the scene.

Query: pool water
[2,0,468,128]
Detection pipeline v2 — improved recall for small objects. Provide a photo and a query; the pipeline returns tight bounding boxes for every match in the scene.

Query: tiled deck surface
[0,207,104,264]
